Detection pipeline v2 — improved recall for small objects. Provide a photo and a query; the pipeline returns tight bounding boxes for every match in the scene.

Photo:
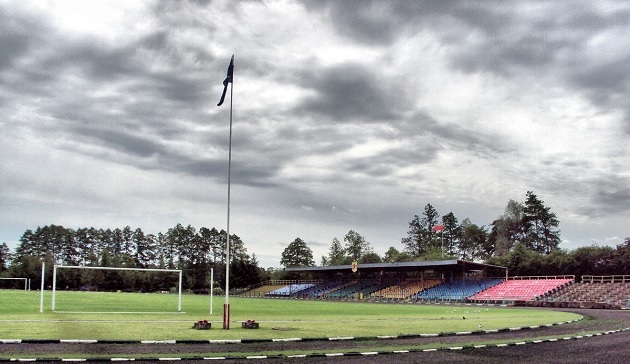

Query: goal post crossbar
[54,265,182,273]
[51,265,183,313]
[0,278,28,291]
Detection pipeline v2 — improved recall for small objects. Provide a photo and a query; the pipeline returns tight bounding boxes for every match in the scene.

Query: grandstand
[266,260,509,302]
[241,261,629,309]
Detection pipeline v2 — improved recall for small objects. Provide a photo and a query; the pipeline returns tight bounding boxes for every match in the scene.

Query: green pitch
[0,290,580,340]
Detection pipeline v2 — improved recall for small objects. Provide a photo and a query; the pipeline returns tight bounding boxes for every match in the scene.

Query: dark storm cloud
[571,58,630,104]
[0,3,248,185]
[70,126,162,158]
[395,111,516,160]
[444,2,630,133]
[304,0,630,137]
[577,176,630,217]
[593,187,630,214]
[0,8,41,71]
[296,62,403,122]
[300,0,466,44]
[345,146,437,179]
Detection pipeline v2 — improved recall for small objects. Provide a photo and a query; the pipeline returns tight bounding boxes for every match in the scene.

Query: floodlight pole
[223,57,234,330]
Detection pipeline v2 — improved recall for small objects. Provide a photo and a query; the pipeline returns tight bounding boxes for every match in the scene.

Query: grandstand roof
[285,259,507,275]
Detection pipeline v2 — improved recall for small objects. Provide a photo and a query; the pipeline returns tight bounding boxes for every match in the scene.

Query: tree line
[3,191,629,289]
[0,224,262,292]
[281,191,630,278]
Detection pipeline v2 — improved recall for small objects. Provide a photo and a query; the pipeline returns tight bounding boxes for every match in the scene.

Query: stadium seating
[298,281,346,298]
[414,278,504,301]
[266,283,315,297]
[544,281,630,306]
[371,279,442,300]
[326,280,386,299]
[469,278,573,303]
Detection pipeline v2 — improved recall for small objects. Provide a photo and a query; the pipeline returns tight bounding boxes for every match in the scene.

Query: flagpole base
[223,304,230,330]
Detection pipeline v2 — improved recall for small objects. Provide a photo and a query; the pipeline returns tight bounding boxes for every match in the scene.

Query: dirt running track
[1,308,629,363]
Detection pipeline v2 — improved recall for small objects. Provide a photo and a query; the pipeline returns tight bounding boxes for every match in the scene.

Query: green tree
[441,212,460,256]
[567,245,615,277]
[280,238,315,267]
[610,237,630,274]
[343,230,372,261]
[459,218,490,260]
[8,254,42,286]
[383,246,413,262]
[229,254,261,289]
[489,200,525,256]
[74,227,100,266]
[402,204,440,257]
[401,214,423,256]
[487,242,539,276]
[199,227,221,264]
[522,191,561,254]
[0,243,11,272]
[132,228,156,268]
[321,238,346,266]
[358,251,382,263]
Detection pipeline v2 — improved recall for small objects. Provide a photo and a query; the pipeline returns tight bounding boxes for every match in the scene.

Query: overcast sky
[1,0,629,268]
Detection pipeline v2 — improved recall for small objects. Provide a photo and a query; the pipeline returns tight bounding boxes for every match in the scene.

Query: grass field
[0,290,581,340]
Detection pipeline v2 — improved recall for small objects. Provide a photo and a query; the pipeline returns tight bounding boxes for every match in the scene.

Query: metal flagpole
[223,55,234,330]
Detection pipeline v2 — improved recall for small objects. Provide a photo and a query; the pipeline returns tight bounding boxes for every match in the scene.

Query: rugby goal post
[51,265,183,313]
[0,277,28,291]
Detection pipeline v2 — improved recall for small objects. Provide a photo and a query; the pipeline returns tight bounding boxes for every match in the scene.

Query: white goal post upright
[40,262,45,313]
[51,265,183,312]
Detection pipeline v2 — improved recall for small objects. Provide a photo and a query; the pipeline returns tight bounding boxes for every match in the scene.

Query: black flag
[217,55,234,106]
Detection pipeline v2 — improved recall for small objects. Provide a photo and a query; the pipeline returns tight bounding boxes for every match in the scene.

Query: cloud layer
[1,0,629,267]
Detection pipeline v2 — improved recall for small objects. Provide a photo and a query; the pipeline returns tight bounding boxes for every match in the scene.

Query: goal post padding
[51,265,183,313]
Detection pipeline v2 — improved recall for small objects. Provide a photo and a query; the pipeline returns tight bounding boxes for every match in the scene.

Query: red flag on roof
[432,225,444,232]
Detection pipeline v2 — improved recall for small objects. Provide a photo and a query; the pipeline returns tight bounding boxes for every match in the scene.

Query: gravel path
[1,308,629,363]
